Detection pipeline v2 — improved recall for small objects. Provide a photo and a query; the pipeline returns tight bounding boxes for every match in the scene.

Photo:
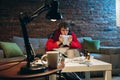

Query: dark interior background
[0,0,120,46]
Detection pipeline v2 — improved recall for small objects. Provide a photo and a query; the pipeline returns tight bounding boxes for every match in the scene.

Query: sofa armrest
[99,46,120,54]
[98,46,120,69]
[0,50,4,58]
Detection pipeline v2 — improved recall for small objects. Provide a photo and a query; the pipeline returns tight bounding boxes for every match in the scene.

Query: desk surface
[62,58,112,72]
[0,61,63,79]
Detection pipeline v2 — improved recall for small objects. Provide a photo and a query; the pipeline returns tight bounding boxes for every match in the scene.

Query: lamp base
[20,64,46,74]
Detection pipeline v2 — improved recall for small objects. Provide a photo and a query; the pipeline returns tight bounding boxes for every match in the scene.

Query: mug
[41,51,60,69]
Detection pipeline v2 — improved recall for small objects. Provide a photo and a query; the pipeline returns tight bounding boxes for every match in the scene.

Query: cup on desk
[41,51,60,69]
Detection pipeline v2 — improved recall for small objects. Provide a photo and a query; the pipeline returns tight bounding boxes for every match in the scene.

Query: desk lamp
[19,0,62,74]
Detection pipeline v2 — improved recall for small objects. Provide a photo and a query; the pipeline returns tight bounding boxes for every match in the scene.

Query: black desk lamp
[19,0,62,74]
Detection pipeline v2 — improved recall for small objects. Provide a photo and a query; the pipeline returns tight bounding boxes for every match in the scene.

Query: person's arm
[45,38,61,51]
[69,32,82,49]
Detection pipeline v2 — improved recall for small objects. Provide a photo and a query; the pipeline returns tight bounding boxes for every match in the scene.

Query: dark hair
[48,22,72,39]
[58,22,71,29]
[58,22,72,35]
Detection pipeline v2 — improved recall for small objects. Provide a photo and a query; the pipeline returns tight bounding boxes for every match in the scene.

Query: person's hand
[68,35,72,43]
[59,35,64,43]
[56,35,64,46]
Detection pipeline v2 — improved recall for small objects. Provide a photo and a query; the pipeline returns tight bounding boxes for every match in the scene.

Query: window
[116,0,120,26]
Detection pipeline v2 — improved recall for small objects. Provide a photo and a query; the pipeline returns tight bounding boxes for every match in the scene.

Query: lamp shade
[46,1,62,20]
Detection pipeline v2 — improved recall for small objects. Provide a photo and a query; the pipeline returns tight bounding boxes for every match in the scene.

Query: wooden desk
[0,61,63,79]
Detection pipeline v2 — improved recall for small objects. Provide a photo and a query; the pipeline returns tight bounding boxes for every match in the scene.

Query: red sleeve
[69,32,82,49]
[45,38,59,51]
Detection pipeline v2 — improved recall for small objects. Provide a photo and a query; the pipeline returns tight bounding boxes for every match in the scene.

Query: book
[60,35,70,45]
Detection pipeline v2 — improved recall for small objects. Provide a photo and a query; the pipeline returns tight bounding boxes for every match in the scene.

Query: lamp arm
[30,4,49,22]
[19,4,50,68]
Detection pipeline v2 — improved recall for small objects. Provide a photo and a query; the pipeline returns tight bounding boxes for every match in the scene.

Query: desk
[62,58,112,80]
[0,61,63,79]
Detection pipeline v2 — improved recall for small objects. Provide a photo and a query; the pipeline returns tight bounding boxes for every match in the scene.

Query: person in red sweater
[45,22,82,51]
[45,22,83,80]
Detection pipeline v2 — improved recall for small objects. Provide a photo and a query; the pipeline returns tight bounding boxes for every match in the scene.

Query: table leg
[85,71,90,80]
[104,70,112,80]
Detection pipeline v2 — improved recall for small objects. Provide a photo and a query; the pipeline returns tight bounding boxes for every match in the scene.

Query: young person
[45,22,83,80]
[46,22,82,51]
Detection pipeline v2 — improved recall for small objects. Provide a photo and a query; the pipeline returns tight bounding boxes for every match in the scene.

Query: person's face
[60,27,69,35]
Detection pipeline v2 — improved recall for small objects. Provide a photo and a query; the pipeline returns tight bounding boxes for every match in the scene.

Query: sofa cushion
[34,38,47,55]
[0,50,4,58]
[13,36,47,55]
[0,42,24,58]
[13,36,39,52]
[83,39,100,53]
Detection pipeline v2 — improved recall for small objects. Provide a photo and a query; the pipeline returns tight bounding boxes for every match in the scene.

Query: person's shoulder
[71,32,76,35]
[71,32,77,37]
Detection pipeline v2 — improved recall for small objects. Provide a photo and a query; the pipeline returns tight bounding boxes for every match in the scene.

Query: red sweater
[45,29,82,51]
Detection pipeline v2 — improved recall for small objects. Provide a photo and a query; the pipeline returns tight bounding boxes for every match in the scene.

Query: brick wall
[0,0,120,46]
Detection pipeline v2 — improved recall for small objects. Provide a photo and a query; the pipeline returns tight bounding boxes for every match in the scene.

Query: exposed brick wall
[0,0,120,46]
